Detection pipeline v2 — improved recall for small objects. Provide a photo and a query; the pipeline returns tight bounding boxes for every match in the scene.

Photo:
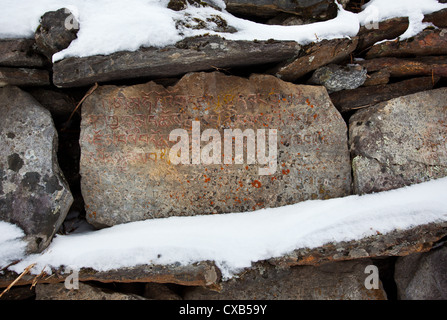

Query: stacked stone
[1,1,447,300]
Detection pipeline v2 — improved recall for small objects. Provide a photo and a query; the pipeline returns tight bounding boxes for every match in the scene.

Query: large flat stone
[53,36,300,88]
[0,86,73,253]
[366,28,447,59]
[349,88,447,194]
[80,71,351,227]
[0,261,220,289]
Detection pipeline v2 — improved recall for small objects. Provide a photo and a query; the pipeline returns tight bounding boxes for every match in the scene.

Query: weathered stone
[330,76,440,113]
[395,244,447,300]
[358,56,447,78]
[366,28,447,59]
[0,86,73,253]
[224,0,340,21]
[267,13,309,26]
[168,0,211,11]
[308,63,367,93]
[0,285,35,300]
[25,88,77,119]
[272,37,358,82]
[175,14,237,34]
[53,35,300,88]
[423,8,447,28]
[269,221,447,267]
[80,72,351,227]
[349,88,447,194]
[356,17,409,53]
[35,8,79,60]
[362,69,390,87]
[0,261,220,289]
[144,283,182,300]
[0,67,50,87]
[183,260,387,300]
[0,39,48,68]
[35,282,147,300]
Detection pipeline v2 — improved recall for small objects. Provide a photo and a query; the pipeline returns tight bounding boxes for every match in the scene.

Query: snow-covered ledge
[1,177,446,288]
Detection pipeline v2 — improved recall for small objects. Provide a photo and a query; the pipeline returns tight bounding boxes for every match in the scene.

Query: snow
[0,221,27,269]
[0,0,446,62]
[4,177,447,279]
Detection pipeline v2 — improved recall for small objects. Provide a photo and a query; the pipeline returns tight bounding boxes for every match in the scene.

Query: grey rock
[0,39,48,68]
[184,260,387,300]
[0,86,73,253]
[309,64,367,93]
[395,244,447,300]
[35,282,147,300]
[0,67,50,87]
[80,71,351,227]
[349,88,447,194]
[53,35,300,88]
[35,8,79,60]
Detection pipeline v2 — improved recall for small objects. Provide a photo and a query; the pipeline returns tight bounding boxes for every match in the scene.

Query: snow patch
[0,0,446,62]
[4,177,447,279]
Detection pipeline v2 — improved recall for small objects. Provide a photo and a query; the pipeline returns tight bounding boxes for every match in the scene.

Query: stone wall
[1,0,447,301]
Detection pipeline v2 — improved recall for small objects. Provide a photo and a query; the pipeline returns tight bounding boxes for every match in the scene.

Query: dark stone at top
[224,0,339,20]
[35,8,79,60]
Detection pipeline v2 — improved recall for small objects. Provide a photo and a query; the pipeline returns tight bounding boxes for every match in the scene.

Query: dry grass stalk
[0,263,36,298]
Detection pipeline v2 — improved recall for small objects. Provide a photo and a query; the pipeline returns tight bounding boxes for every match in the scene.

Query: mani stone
[349,88,447,194]
[80,71,351,227]
[0,86,73,253]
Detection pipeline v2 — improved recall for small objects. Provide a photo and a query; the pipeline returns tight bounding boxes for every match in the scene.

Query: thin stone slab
[53,36,300,88]
[272,37,358,82]
[80,72,351,227]
[0,67,50,87]
[0,39,48,68]
[349,88,447,194]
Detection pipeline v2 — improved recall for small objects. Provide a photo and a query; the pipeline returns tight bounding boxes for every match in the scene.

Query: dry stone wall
[1,0,447,301]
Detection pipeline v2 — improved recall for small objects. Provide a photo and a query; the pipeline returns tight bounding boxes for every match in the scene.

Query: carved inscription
[80,72,351,227]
